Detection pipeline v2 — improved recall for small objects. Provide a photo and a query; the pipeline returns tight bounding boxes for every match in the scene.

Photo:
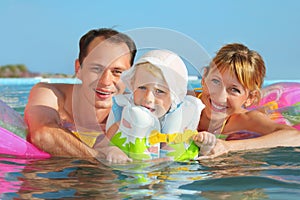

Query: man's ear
[75,59,81,79]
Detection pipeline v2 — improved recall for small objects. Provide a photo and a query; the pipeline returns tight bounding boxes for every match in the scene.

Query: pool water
[1,148,300,199]
[1,79,300,199]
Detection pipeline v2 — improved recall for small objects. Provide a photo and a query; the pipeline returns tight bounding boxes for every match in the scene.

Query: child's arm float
[149,129,198,145]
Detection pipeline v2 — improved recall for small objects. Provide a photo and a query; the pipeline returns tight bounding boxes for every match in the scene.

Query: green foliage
[16,64,27,72]
[0,64,72,78]
[0,64,28,77]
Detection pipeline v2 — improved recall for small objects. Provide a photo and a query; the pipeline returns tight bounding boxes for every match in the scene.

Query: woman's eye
[231,88,241,94]
[211,78,220,85]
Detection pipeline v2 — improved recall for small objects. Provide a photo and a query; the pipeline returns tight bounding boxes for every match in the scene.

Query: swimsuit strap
[194,88,202,99]
[219,116,230,133]
[197,93,202,99]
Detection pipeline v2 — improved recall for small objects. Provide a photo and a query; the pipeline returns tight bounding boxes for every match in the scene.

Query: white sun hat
[121,49,188,110]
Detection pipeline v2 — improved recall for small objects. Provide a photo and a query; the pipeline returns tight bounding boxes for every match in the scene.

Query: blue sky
[0,0,299,80]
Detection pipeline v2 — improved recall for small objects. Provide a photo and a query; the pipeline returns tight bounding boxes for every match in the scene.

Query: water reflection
[28,159,121,199]
[1,147,300,199]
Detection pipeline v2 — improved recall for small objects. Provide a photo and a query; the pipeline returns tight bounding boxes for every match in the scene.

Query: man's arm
[24,83,99,158]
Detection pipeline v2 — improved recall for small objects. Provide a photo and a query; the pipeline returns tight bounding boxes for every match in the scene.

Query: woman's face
[201,67,250,120]
[133,67,171,118]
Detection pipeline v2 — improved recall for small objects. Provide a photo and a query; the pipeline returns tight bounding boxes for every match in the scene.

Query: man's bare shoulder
[33,82,73,94]
[25,82,77,123]
[27,82,75,107]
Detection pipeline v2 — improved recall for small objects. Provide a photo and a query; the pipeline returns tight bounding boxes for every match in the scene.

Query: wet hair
[205,43,266,102]
[78,28,137,65]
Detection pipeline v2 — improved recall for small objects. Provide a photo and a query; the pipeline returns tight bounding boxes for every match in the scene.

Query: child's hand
[196,139,230,160]
[193,131,216,155]
[106,146,133,163]
[96,146,133,164]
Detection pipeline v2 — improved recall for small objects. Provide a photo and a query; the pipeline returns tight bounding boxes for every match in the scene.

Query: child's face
[202,67,250,120]
[133,67,172,118]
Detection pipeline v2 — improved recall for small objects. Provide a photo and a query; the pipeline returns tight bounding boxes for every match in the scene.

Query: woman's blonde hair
[205,43,266,104]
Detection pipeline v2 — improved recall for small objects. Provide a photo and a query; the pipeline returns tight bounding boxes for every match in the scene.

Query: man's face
[77,37,132,109]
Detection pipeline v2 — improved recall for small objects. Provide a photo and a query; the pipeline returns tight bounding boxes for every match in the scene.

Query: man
[24,28,136,160]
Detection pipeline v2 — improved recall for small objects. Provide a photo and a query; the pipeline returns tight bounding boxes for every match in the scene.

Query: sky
[0,0,299,80]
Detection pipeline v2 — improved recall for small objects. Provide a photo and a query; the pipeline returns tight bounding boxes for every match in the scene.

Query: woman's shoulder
[224,110,267,132]
[231,109,268,122]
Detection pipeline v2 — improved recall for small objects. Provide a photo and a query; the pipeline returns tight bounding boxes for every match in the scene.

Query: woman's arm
[225,110,295,135]
[198,128,300,159]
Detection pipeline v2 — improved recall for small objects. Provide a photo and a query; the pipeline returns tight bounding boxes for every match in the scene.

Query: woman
[195,43,300,158]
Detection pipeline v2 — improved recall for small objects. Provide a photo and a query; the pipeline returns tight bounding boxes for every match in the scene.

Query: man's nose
[98,69,113,86]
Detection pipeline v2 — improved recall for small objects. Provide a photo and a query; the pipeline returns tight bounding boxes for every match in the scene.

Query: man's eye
[91,67,103,73]
[112,69,123,76]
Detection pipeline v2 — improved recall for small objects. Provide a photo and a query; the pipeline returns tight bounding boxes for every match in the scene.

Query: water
[1,78,300,199]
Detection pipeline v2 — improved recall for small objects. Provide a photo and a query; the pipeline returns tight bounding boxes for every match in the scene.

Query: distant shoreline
[0,64,73,78]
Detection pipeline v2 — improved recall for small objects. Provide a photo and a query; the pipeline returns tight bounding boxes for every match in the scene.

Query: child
[195,43,300,158]
[98,49,215,162]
